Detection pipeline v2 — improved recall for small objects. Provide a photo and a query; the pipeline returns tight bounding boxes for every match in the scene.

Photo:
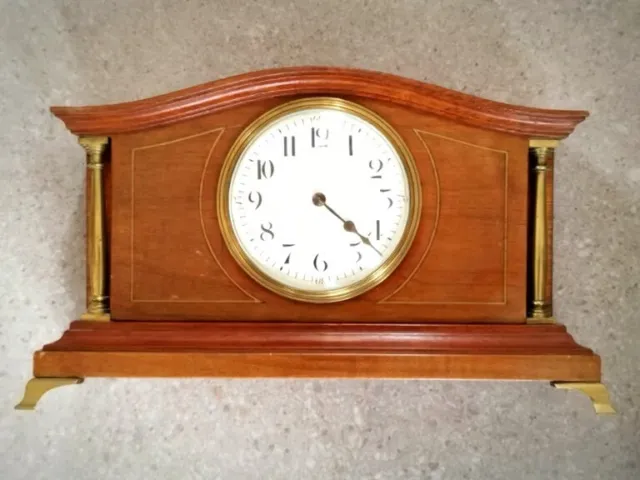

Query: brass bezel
[217,97,422,303]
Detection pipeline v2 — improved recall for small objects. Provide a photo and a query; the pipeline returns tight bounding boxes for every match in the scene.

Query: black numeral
[283,136,296,157]
[282,243,295,265]
[380,188,393,208]
[260,222,275,241]
[369,159,383,178]
[257,160,275,180]
[349,242,363,265]
[313,253,328,272]
[248,191,262,209]
[375,220,381,241]
[348,135,353,156]
[311,127,329,148]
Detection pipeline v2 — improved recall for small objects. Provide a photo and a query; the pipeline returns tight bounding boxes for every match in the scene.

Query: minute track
[220,97,419,303]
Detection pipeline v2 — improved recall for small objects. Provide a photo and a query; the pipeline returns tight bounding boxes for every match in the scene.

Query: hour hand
[312,192,383,257]
[312,193,347,223]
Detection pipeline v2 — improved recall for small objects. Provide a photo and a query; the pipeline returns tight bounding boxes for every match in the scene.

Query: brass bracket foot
[15,377,84,411]
[552,382,615,415]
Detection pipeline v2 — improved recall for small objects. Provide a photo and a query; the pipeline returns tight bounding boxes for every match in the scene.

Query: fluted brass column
[79,136,110,321]
[528,139,557,323]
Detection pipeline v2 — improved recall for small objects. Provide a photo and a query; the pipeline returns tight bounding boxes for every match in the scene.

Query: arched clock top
[17,65,612,414]
[50,66,588,138]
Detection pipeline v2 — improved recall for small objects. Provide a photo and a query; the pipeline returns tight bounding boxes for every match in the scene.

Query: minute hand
[344,220,383,257]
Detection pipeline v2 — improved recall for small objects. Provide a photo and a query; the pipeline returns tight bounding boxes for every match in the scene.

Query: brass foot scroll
[15,377,84,410]
[552,382,616,415]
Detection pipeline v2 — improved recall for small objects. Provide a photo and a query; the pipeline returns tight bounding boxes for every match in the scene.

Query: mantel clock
[16,67,614,414]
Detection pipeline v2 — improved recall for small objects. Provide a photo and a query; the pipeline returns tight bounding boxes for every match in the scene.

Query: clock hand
[312,193,348,223]
[343,221,383,257]
[312,192,383,257]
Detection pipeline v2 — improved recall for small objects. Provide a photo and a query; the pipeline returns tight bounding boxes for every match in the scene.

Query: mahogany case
[20,67,610,409]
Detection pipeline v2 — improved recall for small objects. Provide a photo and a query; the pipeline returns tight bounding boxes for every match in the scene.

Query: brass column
[528,139,557,322]
[79,136,110,321]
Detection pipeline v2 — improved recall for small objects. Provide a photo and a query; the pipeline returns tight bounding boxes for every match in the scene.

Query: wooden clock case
[16,67,613,413]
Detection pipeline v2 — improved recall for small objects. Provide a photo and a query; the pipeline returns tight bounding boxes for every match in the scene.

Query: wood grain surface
[108,97,528,322]
[33,321,601,381]
[51,66,588,138]
[43,321,594,354]
[39,68,598,384]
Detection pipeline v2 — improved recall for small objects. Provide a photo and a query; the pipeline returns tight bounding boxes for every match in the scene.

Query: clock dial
[219,98,420,302]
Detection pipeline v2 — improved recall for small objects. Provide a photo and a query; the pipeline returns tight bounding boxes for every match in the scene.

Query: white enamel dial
[221,99,419,302]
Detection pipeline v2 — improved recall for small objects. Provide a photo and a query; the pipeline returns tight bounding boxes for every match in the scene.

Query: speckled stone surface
[1,0,639,479]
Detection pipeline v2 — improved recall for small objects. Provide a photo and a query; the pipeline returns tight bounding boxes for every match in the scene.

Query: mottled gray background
[1,0,638,479]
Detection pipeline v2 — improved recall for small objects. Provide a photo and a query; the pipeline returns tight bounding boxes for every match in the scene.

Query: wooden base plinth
[31,321,600,380]
[17,321,614,412]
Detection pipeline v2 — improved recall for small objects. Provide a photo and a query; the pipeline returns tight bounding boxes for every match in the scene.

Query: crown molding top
[51,66,588,138]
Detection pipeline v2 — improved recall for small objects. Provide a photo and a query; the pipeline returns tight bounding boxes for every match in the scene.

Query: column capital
[79,136,109,164]
[529,138,559,149]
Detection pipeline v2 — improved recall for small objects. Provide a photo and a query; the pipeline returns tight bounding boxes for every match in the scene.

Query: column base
[80,312,110,322]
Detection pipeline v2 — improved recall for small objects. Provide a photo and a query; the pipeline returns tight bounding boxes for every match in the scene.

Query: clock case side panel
[107,94,528,323]
[109,100,285,318]
[356,98,529,321]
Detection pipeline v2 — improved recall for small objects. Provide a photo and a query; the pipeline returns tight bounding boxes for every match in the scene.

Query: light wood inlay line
[379,131,440,303]
[130,128,259,303]
[383,129,509,305]
[198,129,261,303]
